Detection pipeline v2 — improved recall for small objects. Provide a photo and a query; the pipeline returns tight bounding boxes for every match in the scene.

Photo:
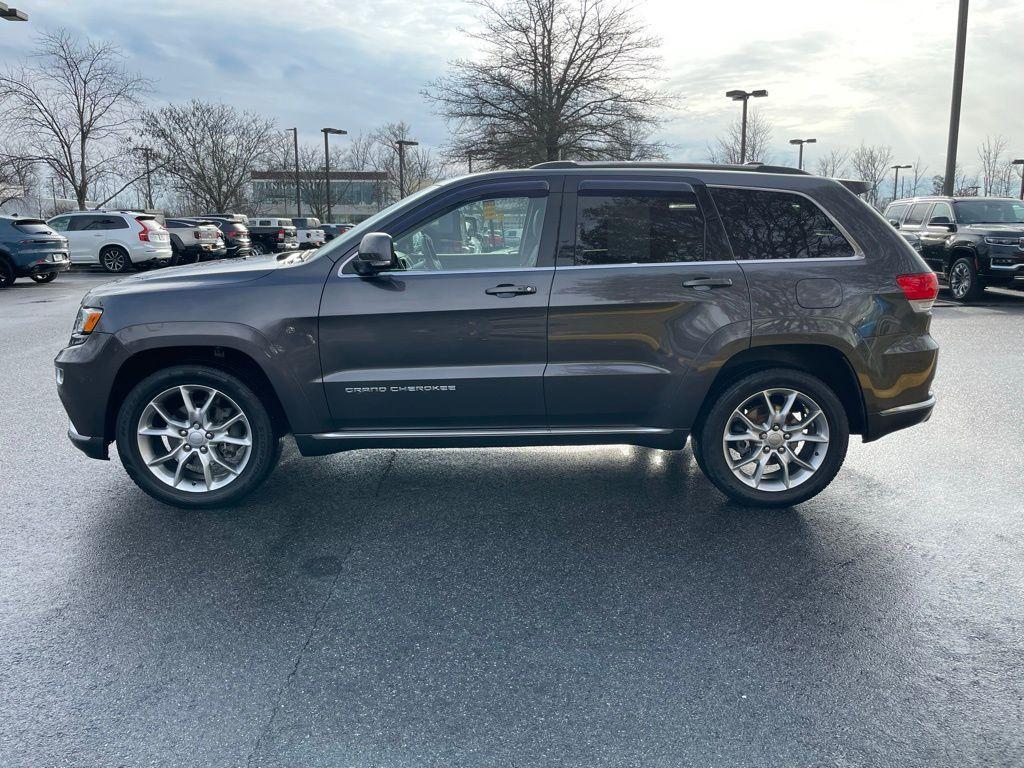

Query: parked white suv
[47,211,172,272]
[291,217,326,249]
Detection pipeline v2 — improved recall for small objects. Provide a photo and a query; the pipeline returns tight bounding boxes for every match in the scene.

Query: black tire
[30,271,58,283]
[100,245,131,273]
[170,243,182,266]
[948,256,984,302]
[250,241,266,256]
[694,368,849,508]
[0,258,15,287]
[116,365,281,509]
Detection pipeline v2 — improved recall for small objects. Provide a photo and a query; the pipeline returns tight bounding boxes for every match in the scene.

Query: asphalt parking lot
[2,269,1023,767]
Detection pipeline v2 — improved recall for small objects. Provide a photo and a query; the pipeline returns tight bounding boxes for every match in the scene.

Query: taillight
[897,272,938,312]
[136,217,150,242]
[277,228,285,240]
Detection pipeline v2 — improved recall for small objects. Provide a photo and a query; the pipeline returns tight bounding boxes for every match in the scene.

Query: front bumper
[68,421,109,460]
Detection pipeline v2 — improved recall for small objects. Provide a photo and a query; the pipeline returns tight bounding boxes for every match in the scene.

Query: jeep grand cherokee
[55,162,939,509]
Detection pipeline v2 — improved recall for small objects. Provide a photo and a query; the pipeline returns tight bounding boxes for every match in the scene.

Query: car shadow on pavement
[29,443,926,767]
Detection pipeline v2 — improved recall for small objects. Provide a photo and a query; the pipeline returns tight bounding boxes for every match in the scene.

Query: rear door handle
[682,277,733,289]
[485,284,537,297]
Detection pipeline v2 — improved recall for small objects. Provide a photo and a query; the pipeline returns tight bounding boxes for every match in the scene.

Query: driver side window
[393,195,547,272]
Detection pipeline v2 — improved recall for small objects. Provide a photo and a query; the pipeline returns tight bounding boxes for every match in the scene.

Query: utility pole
[943,0,969,196]
[139,147,154,210]
[396,139,418,199]
[725,89,768,164]
[891,164,912,202]
[286,127,301,216]
[321,127,347,222]
[788,138,817,170]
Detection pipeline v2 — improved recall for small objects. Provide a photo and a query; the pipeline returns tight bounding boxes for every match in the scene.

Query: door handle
[485,284,537,297]
[682,276,733,289]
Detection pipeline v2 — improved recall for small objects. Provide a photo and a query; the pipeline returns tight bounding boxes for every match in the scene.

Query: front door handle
[485,284,537,297]
[682,276,733,289]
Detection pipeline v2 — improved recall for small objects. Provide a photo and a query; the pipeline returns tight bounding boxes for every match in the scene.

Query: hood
[85,252,284,301]
[961,223,1024,237]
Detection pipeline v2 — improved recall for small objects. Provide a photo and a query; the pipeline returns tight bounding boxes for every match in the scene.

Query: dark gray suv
[55,162,939,509]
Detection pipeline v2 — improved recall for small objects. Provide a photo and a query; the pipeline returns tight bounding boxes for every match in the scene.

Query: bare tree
[142,101,277,212]
[425,0,672,168]
[0,29,149,210]
[815,149,849,179]
[706,110,773,164]
[909,157,928,197]
[931,163,979,196]
[849,143,894,208]
[368,122,441,204]
[977,135,1009,196]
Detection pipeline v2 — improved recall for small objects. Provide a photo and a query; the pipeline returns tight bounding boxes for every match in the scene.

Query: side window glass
[575,190,705,265]
[884,203,907,224]
[49,216,71,232]
[710,188,856,259]
[904,203,931,226]
[394,195,547,271]
[929,202,953,223]
[72,216,102,231]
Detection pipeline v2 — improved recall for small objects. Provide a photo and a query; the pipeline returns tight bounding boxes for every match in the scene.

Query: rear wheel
[30,271,58,283]
[0,258,15,287]
[100,245,131,273]
[116,365,281,509]
[694,368,849,508]
[251,241,266,255]
[948,257,984,302]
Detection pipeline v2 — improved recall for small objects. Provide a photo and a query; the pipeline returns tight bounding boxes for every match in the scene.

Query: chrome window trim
[708,183,866,259]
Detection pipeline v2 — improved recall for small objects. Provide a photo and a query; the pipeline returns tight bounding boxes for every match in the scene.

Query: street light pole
[943,0,969,196]
[788,138,817,170]
[725,89,768,164]
[286,127,300,216]
[891,164,912,202]
[396,139,418,199]
[321,127,347,223]
[0,2,28,20]
[1012,159,1024,200]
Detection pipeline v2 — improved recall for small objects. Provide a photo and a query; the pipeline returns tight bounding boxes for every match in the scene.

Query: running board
[294,426,683,456]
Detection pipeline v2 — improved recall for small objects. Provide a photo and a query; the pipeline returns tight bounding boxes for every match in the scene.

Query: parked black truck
[884,196,1024,301]
[56,162,939,510]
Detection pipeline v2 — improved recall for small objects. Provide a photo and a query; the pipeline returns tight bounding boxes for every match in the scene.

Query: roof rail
[529,160,811,175]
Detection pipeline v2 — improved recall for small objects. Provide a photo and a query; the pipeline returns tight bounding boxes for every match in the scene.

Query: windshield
[316,185,442,260]
[953,199,1024,225]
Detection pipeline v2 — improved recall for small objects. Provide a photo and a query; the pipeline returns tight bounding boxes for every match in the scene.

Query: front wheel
[116,365,281,509]
[694,368,849,508]
[948,257,984,302]
[250,241,266,255]
[31,271,58,283]
[0,259,15,287]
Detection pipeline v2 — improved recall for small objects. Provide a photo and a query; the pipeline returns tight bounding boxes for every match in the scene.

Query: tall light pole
[891,164,912,202]
[138,147,154,210]
[725,89,768,164]
[286,127,300,216]
[1012,159,1024,200]
[396,139,418,199]
[467,151,475,173]
[788,138,816,170]
[943,0,969,196]
[321,127,347,223]
[0,2,29,20]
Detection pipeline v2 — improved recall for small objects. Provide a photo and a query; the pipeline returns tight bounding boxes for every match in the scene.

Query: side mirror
[888,219,901,229]
[929,216,955,230]
[354,232,396,274]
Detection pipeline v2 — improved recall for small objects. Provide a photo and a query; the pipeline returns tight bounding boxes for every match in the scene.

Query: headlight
[70,306,103,344]
[984,236,1019,246]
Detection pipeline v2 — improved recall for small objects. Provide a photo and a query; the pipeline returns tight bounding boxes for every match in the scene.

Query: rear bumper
[16,259,70,277]
[864,394,935,442]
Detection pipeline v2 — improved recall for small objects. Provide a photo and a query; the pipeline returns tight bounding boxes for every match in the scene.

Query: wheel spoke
[172,455,188,487]
[790,431,827,444]
[752,453,771,488]
[147,443,184,466]
[198,452,214,490]
[761,391,775,422]
[211,412,244,432]
[789,408,822,432]
[209,453,240,476]
[733,409,764,433]
[730,452,761,471]
[179,386,197,420]
[787,449,816,472]
[150,400,186,428]
[724,430,759,442]
[138,425,181,438]
[210,434,251,447]
[197,388,219,424]
[779,390,798,422]
[780,453,791,489]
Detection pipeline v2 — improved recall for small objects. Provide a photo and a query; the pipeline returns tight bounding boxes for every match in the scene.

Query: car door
[62,215,103,263]
[545,176,750,429]
[318,178,561,430]
[918,201,954,271]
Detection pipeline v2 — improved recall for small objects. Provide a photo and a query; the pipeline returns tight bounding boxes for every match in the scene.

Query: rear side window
[904,203,932,226]
[710,188,856,260]
[884,202,907,223]
[575,190,706,265]
[13,220,53,234]
[81,216,129,231]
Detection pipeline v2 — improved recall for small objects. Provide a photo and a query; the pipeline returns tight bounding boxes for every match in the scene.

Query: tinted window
[13,220,54,234]
[904,203,932,226]
[929,202,954,223]
[884,202,908,223]
[710,187,855,260]
[80,215,128,231]
[575,191,705,265]
[395,195,547,271]
[48,216,71,232]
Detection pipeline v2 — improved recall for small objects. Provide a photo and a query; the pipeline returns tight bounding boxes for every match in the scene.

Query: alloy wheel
[136,384,253,493]
[102,248,127,272]
[721,388,830,492]
[949,261,971,299]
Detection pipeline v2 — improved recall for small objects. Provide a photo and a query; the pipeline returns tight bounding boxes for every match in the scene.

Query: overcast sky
[2,0,1022,179]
